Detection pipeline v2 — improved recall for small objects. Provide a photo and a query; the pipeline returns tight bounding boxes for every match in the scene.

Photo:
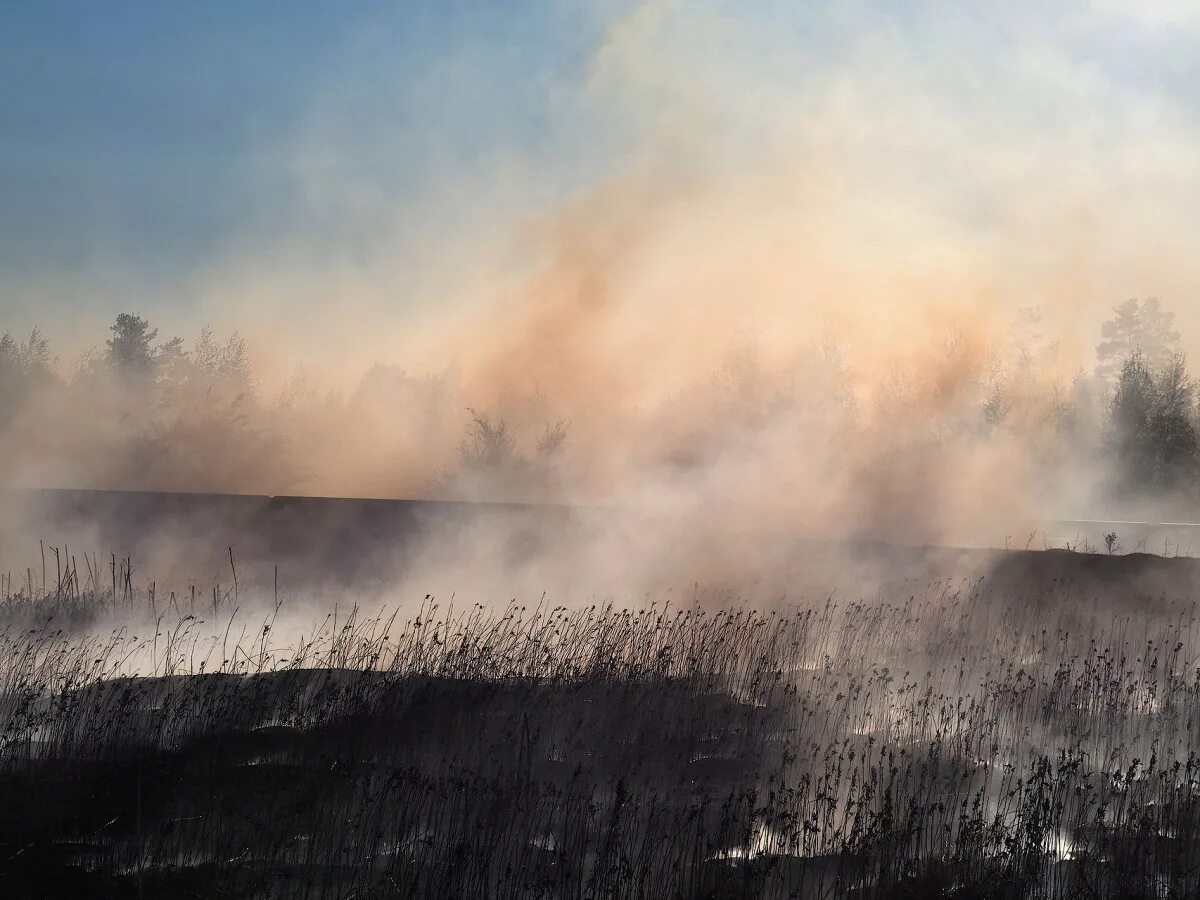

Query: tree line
[0,313,563,499]
[0,300,1198,513]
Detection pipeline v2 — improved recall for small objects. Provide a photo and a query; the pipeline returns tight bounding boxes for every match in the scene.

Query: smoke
[4,1,1200,607]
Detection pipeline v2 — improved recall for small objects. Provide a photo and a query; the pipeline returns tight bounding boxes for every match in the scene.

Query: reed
[2,566,1199,897]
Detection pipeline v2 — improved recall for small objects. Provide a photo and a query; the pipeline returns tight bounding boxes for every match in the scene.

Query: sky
[0,2,615,327]
[2,1,1200,382]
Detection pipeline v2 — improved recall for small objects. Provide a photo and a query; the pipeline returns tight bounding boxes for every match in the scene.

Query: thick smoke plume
[4,2,1200,605]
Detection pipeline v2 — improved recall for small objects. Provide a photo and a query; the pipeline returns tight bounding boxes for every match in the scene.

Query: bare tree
[460,408,519,470]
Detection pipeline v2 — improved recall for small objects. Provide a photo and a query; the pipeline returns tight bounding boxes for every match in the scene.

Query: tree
[1107,351,1156,493]
[1059,371,1101,444]
[1107,349,1199,499]
[981,382,1010,431]
[192,327,251,384]
[1147,351,1198,490]
[106,313,160,376]
[0,329,56,427]
[460,408,519,470]
[1096,298,1180,382]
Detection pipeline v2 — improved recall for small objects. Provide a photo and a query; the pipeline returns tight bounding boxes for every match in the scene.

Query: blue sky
[0,2,613,278]
[2,4,353,273]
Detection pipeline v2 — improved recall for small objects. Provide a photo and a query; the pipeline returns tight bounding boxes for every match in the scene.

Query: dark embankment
[6,488,1200,606]
[0,487,579,594]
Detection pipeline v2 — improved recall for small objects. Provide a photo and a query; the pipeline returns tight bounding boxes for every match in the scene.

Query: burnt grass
[1,669,791,899]
[4,551,1200,897]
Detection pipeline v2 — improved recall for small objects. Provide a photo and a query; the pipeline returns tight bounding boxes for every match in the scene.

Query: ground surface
[3,491,1200,897]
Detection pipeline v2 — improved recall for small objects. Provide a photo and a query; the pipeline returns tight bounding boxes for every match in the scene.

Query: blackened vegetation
[15,486,1200,615]
[1,488,591,602]
[4,577,1200,898]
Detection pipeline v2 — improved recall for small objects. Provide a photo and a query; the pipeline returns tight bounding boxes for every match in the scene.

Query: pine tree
[1148,351,1198,491]
[1107,349,1200,500]
[1108,351,1155,494]
[1096,298,1181,382]
[106,313,160,376]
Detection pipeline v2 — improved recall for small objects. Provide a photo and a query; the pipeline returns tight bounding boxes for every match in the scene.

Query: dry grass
[1,563,1200,898]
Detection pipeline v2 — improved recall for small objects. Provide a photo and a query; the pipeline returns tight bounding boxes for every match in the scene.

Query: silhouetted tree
[460,408,518,470]
[106,313,159,376]
[104,312,183,382]
[1108,351,1156,493]
[1147,351,1198,490]
[1107,349,1199,500]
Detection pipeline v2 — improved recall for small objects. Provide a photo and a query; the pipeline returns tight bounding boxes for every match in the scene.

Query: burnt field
[4,492,1200,898]
[0,488,582,590]
[5,486,1200,597]
[10,0,1200,895]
